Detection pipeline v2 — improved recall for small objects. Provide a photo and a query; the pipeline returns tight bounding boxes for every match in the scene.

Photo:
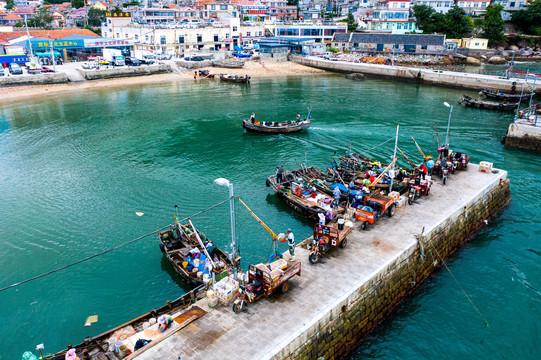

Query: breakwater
[0,72,69,86]
[77,64,172,80]
[132,165,510,360]
[291,56,539,95]
[505,121,541,151]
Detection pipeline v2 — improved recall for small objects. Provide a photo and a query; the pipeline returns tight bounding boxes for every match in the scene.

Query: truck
[103,49,125,66]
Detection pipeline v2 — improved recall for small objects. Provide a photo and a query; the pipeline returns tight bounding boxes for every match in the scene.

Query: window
[421,45,427,50]
[211,5,215,9]
[214,34,219,42]
[145,35,149,41]
[475,42,479,46]
[135,35,138,41]
[108,19,111,24]
[220,5,227,10]
[197,34,202,42]
[125,34,128,39]
[353,42,358,47]
[116,33,119,38]
[247,32,251,36]
[233,26,237,31]
[160,36,166,44]
[179,35,184,43]
[226,33,230,38]
[397,23,402,29]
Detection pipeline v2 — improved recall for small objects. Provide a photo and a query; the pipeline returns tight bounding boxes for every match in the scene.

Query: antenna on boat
[174,205,179,227]
[390,124,399,192]
[307,107,311,120]
[515,71,529,122]
[528,75,537,109]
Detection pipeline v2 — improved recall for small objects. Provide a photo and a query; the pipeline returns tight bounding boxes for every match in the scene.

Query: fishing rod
[435,123,441,148]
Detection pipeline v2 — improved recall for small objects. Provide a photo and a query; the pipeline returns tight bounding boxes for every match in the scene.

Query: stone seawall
[504,121,541,151]
[0,72,69,86]
[291,56,538,95]
[79,64,171,80]
[272,175,510,360]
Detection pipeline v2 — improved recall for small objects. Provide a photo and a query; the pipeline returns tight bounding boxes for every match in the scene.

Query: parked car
[125,57,141,66]
[98,58,110,65]
[156,54,172,60]
[185,56,205,61]
[141,55,155,65]
[0,67,5,76]
[8,63,23,75]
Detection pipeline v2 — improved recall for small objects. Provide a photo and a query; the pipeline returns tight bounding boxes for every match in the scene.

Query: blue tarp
[184,253,209,274]
[232,52,250,58]
[330,183,348,192]
[234,45,243,52]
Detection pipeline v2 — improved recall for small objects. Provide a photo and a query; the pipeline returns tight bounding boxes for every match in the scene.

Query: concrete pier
[291,55,539,95]
[77,64,172,80]
[130,164,510,360]
[505,119,541,151]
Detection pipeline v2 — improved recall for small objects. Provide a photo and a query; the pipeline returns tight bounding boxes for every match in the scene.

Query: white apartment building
[412,0,455,13]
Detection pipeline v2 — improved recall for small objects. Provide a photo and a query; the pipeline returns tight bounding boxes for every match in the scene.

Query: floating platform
[132,164,510,360]
[504,120,541,152]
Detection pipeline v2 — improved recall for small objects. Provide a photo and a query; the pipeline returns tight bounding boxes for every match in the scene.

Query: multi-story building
[493,0,527,20]
[202,2,239,20]
[132,8,178,24]
[365,0,420,34]
[269,5,298,22]
[455,0,490,15]
[332,32,445,53]
[411,0,455,14]
[237,1,269,21]
[271,23,348,43]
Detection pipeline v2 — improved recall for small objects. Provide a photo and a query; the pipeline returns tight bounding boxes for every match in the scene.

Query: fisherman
[276,164,284,184]
[396,169,406,182]
[333,186,341,205]
[419,162,427,179]
[296,112,301,120]
[349,179,356,190]
[426,156,435,176]
[158,314,174,333]
[250,112,256,123]
[205,240,216,258]
[193,71,197,80]
[325,207,334,224]
[286,229,295,261]
[318,211,325,225]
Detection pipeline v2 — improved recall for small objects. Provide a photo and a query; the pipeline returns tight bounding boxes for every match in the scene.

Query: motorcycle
[442,167,448,185]
[232,282,264,313]
[308,236,333,264]
[408,185,420,205]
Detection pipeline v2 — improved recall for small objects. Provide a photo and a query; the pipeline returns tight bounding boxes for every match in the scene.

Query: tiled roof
[333,33,350,42]
[0,29,99,41]
[4,14,24,20]
[335,33,445,46]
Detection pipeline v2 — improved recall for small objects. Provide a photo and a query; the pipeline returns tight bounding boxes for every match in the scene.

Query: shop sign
[84,39,135,48]
[106,12,131,18]
[32,39,84,49]
[225,39,233,43]
[247,10,267,14]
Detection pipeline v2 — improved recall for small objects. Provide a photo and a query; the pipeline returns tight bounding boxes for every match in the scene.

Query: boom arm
[396,147,417,167]
[237,197,279,240]
[410,135,426,160]
[370,157,397,187]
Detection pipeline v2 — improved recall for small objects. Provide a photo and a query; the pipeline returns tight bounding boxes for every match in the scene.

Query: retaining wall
[78,64,171,80]
[273,174,510,360]
[0,72,69,86]
[291,56,539,94]
[505,121,541,151]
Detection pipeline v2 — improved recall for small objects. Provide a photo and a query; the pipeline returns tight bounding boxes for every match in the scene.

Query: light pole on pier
[214,178,238,281]
[444,102,453,147]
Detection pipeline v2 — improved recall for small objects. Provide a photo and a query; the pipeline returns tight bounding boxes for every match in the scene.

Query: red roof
[4,14,23,20]
[0,11,7,16]
[0,29,100,41]
[0,38,9,44]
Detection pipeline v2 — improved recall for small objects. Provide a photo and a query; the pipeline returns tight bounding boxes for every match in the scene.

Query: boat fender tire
[159,243,165,253]
[266,178,271,187]
[512,81,517,86]
[511,85,516,92]
[295,187,302,197]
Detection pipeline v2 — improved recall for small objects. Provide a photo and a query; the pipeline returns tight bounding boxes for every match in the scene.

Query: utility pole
[390,123,399,192]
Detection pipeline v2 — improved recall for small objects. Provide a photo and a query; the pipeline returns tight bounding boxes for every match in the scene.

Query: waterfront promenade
[133,165,509,360]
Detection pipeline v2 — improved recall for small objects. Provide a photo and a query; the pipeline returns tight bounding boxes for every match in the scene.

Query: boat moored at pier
[459,95,518,111]
[219,74,250,83]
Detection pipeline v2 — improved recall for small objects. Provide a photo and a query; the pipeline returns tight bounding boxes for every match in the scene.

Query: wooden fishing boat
[479,89,527,102]
[158,220,235,286]
[458,95,518,111]
[219,74,250,83]
[242,118,310,133]
[266,166,345,219]
[48,285,207,360]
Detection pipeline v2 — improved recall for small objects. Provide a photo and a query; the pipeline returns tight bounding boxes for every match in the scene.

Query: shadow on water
[159,255,195,294]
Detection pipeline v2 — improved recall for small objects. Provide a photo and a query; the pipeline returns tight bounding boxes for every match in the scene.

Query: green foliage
[6,0,14,10]
[412,5,472,38]
[482,5,505,43]
[326,46,339,53]
[511,0,541,35]
[88,8,107,27]
[14,21,24,27]
[25,7,54,29]
[114,6,122,12]
[71,0,84,8]
[83,24,101,35]
[287,0,298,6]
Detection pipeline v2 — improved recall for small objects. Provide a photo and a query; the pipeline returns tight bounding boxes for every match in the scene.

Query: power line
[0,186,270,293]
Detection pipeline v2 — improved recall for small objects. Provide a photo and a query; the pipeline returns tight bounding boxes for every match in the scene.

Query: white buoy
[136,212,144,217]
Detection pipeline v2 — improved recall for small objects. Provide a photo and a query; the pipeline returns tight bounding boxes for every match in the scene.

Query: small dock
[133,164,510,360]
[291,56,539,95]
[505,119,541,151]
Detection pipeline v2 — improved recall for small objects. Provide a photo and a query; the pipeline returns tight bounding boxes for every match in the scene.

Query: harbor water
[1,74,540,359]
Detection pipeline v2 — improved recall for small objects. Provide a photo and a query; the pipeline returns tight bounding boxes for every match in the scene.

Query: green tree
[482,4,505,43]
[27,7,54,29]
[71,0,84,9]
[6,0,14,10]
[286,0,298,5]
[87,8,106,27]
[443,5,473,38]
[511,0,541,35]
[412,4,435,31]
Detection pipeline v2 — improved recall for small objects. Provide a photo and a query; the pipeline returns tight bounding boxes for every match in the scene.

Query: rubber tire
[232,301,244,314]
[309,252,320,264]
[339,238,347,248]
[443,177,447,185]
[159,243,165,253]
[388,204,396,217]
[408,195,413,205]
[426,187,430,196]
[360,221,368,230]
[281,281,290,293]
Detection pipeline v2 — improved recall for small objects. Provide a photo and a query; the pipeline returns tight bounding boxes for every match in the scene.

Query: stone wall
[0,72,69,86]
[273,176,511,360]
[79,64,171,80]
[504,122,541,152]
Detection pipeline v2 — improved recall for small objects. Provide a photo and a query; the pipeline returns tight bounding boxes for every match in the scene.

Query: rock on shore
[489,56,507,64]
[345,73,366,81]
[466,57,481,66]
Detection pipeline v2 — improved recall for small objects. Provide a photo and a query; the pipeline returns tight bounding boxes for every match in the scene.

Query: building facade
[271,23,348,43]
[332,32,445,53]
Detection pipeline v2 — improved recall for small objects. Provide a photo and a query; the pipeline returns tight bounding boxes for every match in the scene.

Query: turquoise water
[0,75,539,359]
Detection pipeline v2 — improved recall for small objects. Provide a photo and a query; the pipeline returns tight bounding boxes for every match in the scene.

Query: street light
[444,102,453,147]
[214,177,238,280]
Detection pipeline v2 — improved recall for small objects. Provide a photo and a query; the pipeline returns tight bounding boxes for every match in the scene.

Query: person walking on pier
[426,156,434,176]
[286,229,295,262]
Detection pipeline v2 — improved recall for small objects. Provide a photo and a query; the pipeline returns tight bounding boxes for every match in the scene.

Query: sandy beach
[0,61,328,103]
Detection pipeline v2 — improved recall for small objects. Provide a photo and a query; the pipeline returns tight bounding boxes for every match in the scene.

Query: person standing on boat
[333,186,341,205]
[286,229,295,262]
[250,112,256,123]
[349,179,356,190]
[318,212,325,225]
[276,164,284,184]
[296,112,301,120]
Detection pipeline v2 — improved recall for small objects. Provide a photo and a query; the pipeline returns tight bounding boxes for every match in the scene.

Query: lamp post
[214,178,238,280]
[444,102,453,147]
